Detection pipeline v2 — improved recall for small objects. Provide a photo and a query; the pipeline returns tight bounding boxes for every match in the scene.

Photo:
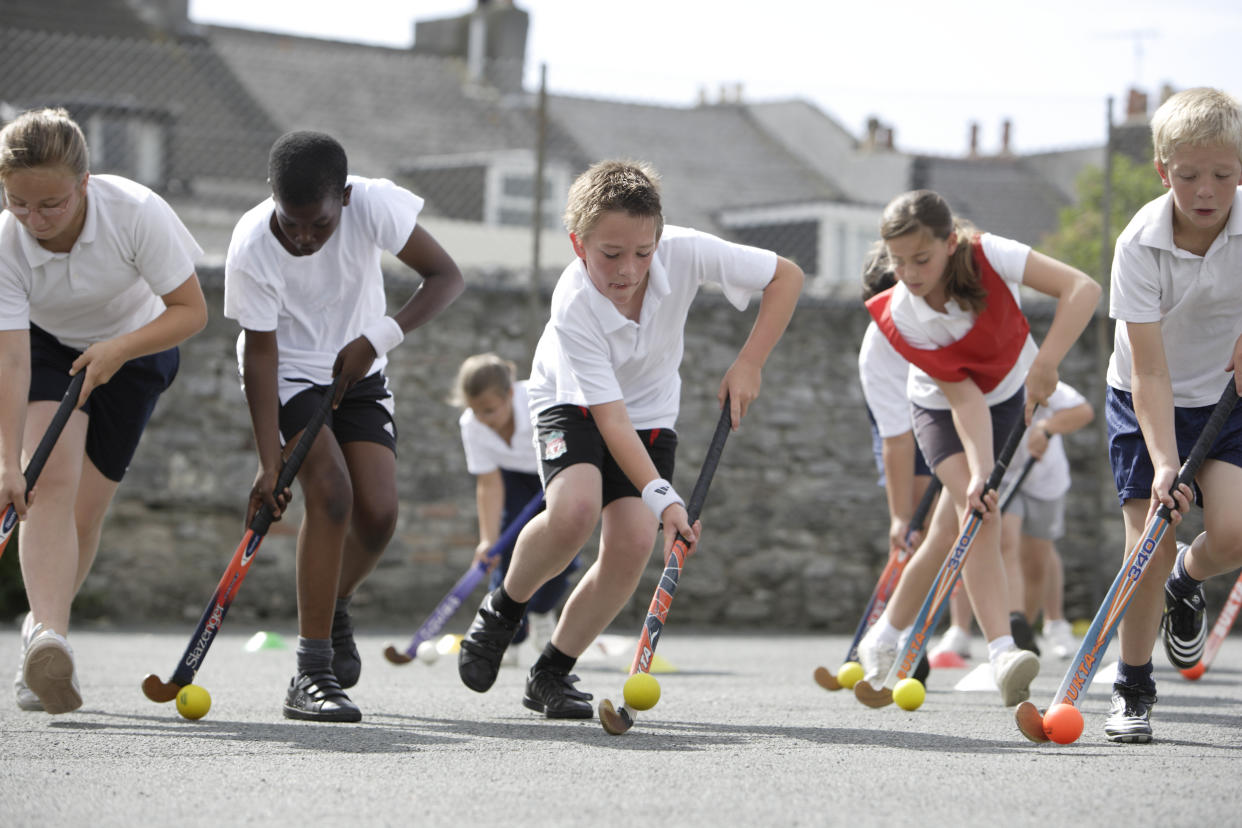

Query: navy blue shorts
[28,324,179,482]
[911,388,1025,472]
[534,404,677,507]
[865,402,931,487]
[490,469,579,614]
[279,372,397,453]
[1106,386,1242,506]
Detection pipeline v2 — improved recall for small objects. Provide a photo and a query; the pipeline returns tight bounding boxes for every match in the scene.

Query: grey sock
[296,637,333,675]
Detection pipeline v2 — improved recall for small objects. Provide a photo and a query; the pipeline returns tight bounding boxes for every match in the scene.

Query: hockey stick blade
[813,666,842,691]
[599,401,732,735]
[1013,380,1238,742]
[142,378,338,702]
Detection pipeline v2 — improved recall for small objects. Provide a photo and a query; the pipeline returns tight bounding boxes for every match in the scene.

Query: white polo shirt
[527,225,777,430]
[223,176,422,402]
[459,380,540,475]
[858,320,912,438]
[1107,189,1242,407]
[887,233,1034,410]
[1003,381,1087,500]
[0,174,202,349]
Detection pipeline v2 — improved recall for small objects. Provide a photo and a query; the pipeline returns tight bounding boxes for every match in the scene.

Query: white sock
[873,615,903,646]
[987,635,1016,663]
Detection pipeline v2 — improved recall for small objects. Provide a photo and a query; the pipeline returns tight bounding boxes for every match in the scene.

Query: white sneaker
[993,646,1040,707]
[1044,619,1076,660]
[930,625,972,659]
[857,627,897,685]
[527,610,558,653]
[13,612,44,712]
[23,623,82,714]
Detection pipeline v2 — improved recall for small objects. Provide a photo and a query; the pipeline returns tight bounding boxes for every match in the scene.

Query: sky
[187,0,1242,158]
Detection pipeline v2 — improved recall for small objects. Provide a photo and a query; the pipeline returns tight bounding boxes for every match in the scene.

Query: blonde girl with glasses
[0,107,207,714]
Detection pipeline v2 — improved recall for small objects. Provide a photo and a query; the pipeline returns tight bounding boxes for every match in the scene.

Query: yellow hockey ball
[893,677,925,711]
[176,684,212,720]
[623,672,661,711]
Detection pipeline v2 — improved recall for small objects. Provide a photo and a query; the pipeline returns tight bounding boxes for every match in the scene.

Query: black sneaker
[522,667,594,719]
[282,670,362,723]
[1103,682,1156,743]
[1162,582,1207,670]
[458,590,520,693]
[1010,612,1041,656]
[331,603,361,689]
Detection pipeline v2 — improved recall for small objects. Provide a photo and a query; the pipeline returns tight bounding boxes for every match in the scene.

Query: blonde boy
[1105,87,1242,743]
[457,160,803,717]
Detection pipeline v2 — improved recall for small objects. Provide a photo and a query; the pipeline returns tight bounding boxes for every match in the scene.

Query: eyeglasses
[3,190,76,218]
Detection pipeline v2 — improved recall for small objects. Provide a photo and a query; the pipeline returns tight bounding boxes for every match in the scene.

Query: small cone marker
[244,631,288,652]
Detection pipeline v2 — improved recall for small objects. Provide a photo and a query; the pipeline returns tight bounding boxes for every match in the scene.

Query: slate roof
[207,25,585,181]
[907,154,1072,246]
[0,21,278,198]
[545,95,845,232]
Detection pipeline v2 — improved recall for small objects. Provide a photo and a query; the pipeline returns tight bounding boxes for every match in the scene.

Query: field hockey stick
[1015,379,1238,742]
[1182,567,1242,679]
[383,489,546,664]
[813,476,942,691]
[599,400,732,735]
[141,378,338,703]
[0,372,86,559]
[855,409,1032,708]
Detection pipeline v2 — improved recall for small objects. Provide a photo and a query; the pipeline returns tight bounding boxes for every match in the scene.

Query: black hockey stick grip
[999,456,1037,514]
[248,378,339,535]
[22,372,86,491]
[684,400,733,524]
[1157,380,1239,522]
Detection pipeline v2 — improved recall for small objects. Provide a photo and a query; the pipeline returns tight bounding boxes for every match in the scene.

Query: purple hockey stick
[384,489,545,664]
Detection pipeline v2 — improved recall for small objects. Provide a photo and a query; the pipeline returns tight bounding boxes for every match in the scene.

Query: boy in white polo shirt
[458,159,803,717]
[1104,87,1242,743]
[0,108,207,714]
[224,131,463,722]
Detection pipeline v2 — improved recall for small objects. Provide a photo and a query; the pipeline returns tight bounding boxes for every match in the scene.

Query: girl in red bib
[857,190,1099,707]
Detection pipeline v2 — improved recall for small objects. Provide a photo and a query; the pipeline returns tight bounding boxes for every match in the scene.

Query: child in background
[1004,382,1094,658]
[858,243,936,558]
[452,353,579,662]
[0,107,207,713]
[1104,87,1242,743]
[857,189,1099,707]
[224,131,464,722]
[458,160,803,717]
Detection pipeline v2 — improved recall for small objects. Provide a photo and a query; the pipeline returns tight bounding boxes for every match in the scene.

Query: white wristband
[641,477,685,522]
[361,316,404,356]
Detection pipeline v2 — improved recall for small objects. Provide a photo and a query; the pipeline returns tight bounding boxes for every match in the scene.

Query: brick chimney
[414,0,529,94]
[968,121,979,158]
[1126,87,1149,124]
[1000,119,1012,156]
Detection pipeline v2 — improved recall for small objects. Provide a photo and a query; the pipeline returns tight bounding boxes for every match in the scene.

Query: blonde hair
[0,107,89,180]
[880,190,985,314]
[450,353,515,407]
[1151,87,1242,166]
[563,159,664,240]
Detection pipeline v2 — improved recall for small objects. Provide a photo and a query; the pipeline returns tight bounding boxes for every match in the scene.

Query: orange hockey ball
[1042,703,1083,744]
[1181,662,1206,681]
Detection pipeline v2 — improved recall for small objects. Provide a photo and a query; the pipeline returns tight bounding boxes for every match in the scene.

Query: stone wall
[26,268,1215,634]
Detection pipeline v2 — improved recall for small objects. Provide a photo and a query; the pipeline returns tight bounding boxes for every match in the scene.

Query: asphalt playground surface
[2,625,1240,827]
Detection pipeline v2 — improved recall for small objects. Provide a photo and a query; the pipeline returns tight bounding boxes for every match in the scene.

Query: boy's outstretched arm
[1018,251,1101,416]
[719,255,803,429]
[241,329,292,526]
[332,225,466,403]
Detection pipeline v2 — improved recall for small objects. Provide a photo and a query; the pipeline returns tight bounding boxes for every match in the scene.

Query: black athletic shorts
[534,404,677,507]
[279,372,397,453]
[28,323,179,482]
